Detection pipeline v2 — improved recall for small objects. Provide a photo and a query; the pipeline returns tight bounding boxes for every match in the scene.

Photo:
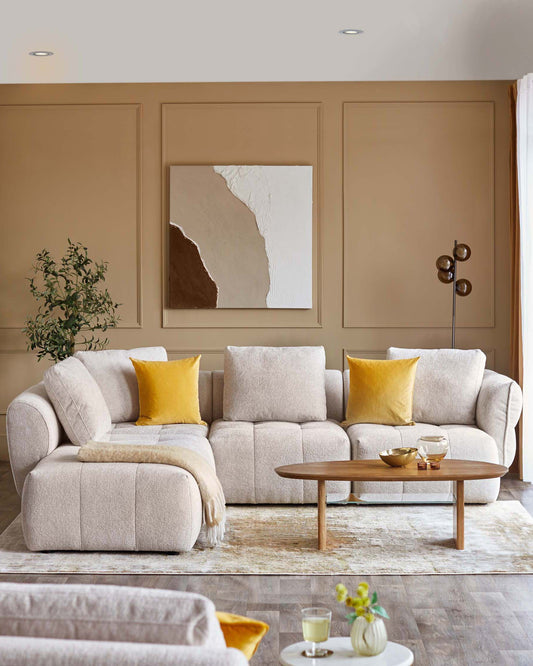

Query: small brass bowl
[379,447,418,467]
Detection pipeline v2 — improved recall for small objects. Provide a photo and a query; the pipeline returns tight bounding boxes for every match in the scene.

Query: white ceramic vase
[350,616,387,656]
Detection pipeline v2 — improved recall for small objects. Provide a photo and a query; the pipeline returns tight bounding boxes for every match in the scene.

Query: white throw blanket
[78,442,226,546]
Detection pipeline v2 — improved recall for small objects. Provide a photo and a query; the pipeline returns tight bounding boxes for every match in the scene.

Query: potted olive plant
[23,240,120,362]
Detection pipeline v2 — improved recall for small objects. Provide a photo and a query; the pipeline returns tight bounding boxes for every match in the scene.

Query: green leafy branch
[22,239,120,362]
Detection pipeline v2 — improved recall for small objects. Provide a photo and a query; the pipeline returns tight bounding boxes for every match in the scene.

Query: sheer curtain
[517,74,533,481]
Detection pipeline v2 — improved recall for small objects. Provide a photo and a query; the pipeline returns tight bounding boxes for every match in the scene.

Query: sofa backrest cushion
[75,347,167,423]
[210,369,343,422]
[44,357,111,446]
[223,346,327,422]
[0,583,226,649]
[386,347,486,425]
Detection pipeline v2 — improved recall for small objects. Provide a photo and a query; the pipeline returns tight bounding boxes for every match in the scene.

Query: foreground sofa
[6,345,522,553]
[0,583,247,665]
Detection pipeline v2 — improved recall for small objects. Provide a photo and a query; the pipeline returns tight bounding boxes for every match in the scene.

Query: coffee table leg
[318,480,326,550]
[454,480,465,550]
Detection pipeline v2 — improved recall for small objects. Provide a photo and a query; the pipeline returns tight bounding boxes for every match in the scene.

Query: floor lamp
[436,241,472,349]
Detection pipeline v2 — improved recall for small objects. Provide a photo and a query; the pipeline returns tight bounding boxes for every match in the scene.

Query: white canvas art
[169,165,313,309]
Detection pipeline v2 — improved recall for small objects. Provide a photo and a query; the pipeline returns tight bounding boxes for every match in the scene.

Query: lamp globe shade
[455,278,472,296]
[454,243,471,262]
[436,255,454,271]
[438,269,454,284]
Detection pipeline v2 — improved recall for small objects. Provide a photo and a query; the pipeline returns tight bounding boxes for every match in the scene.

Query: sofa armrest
[6,383,62,496]
[476,370,522,467]
[0,583,227,648]
[0,637,248,666]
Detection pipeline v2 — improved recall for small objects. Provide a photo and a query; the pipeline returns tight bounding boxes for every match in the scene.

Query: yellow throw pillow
[130,356,204,426]
[344,356,419,426]
[216,611,269,661]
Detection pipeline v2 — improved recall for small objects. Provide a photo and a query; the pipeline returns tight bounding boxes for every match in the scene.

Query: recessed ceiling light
[339,29,364,35]
[29,51,54,57]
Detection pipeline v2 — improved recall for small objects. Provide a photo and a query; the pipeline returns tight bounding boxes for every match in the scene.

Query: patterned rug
[0,501,531,575]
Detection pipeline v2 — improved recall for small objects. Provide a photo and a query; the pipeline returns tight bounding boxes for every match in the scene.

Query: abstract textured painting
[168,165,313,308]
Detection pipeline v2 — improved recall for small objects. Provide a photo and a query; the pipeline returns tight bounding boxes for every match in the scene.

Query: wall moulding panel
[343,101,495,329]
[161,102,322,328]
[0,103,143,330]
[167,349,225,370]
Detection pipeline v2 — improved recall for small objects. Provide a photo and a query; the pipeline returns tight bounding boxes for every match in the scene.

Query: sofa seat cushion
[209,419,350,503]
[22,445,203,552]
[347,422,500,503]
[99,422,214,467]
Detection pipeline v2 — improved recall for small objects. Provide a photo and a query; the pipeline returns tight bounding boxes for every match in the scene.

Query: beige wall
[0,82,511,461]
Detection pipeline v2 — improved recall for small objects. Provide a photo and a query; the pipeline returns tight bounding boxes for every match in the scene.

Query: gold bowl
[379,447,418,467]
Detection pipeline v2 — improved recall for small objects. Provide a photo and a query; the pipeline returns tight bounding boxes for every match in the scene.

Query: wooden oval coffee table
[275,459,507,551]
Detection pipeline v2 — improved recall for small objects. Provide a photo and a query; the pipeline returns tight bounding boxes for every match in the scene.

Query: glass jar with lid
[417,435,449,469]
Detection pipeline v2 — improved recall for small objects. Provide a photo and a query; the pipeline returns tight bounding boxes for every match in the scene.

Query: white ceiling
[2,0,533,84]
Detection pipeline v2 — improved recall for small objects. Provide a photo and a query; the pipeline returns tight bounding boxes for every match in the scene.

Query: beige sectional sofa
[6,345,522,553]
[0,583,247,665]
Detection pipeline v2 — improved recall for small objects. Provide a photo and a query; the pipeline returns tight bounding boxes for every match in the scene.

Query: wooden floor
[0,463,531,665]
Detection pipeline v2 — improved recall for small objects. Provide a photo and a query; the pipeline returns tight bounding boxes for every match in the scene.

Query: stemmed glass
[301,607,332,658]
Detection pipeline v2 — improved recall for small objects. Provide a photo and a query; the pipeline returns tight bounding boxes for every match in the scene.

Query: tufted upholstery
[209,419,350,503]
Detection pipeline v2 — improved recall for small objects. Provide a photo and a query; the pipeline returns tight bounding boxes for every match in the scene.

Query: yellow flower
[345,596,354,607]
[335,583,348,602]
[355,607,366,617]
[365,612,375,623]
[356,582,369,598]
[362,596,371,607]
[353,598,364,608]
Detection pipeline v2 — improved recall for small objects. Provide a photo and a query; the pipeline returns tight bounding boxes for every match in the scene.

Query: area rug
[0,501,531,575]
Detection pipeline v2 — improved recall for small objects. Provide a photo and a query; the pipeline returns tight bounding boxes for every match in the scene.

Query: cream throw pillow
[44,357,111,445]
[386,347,486,424]
[223,346,327,422]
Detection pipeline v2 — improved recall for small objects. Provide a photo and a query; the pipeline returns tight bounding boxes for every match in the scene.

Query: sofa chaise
[6,345,521,553]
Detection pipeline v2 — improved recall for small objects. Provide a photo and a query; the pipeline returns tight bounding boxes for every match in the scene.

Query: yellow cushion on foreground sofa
[216,611,269,660]
[131,355,204,425]
[344,355,419,426]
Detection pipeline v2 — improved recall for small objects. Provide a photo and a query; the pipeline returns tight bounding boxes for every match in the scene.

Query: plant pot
[350,616,387,656]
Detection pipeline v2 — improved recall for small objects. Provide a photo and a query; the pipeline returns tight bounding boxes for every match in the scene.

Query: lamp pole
[452,240,457,349]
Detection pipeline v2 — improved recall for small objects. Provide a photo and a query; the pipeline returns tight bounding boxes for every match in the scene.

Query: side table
[280,637,414,665]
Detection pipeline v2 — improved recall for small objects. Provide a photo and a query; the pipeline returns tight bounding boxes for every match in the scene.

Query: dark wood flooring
[0,462,531,665]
